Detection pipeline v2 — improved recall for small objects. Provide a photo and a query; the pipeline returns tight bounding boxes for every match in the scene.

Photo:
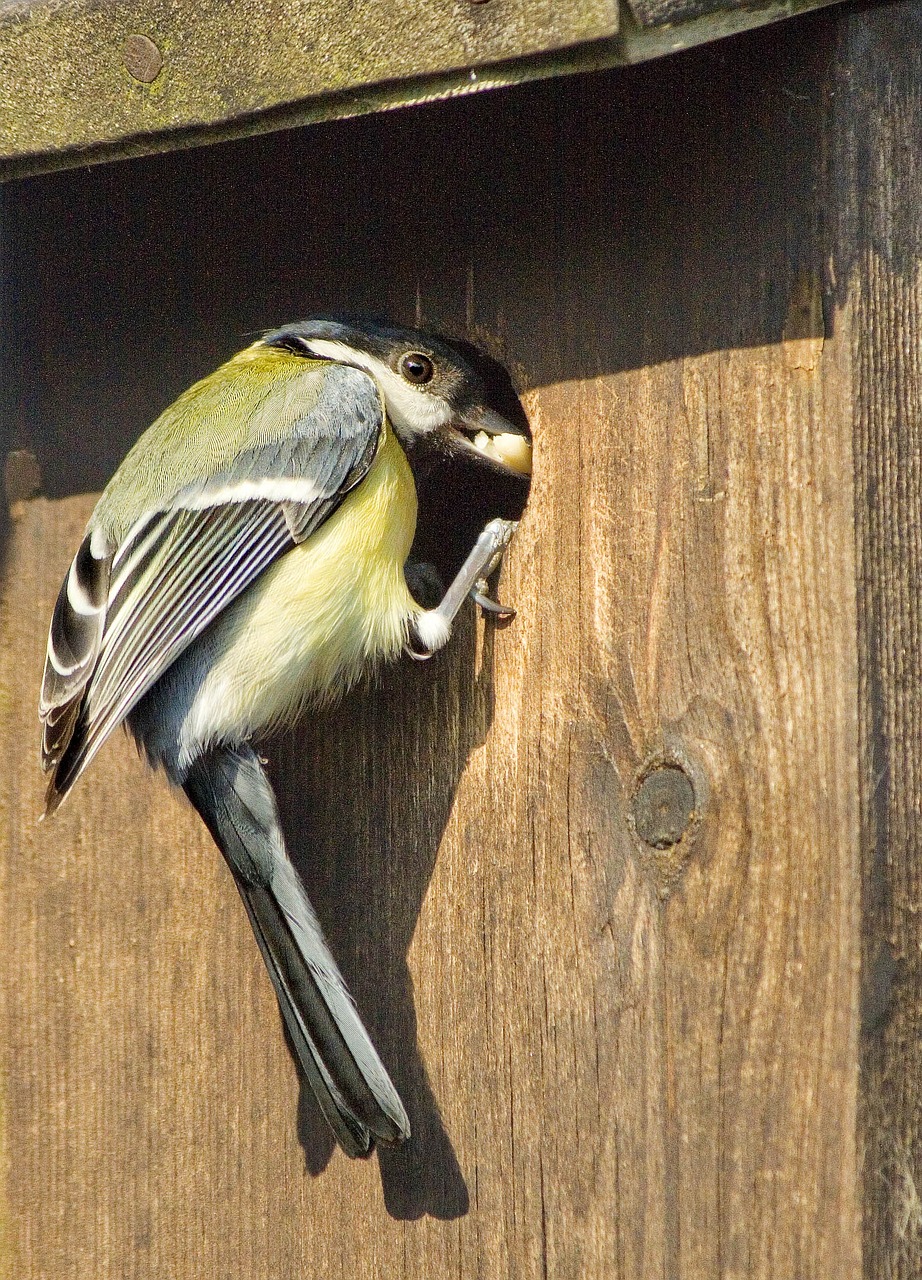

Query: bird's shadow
[267,390,530,1220]
[268,619,486,1219]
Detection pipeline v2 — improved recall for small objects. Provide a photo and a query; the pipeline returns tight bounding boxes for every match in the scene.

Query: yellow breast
[187,424,418,743]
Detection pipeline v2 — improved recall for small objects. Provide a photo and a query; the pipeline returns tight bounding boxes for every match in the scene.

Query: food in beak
[472,430,533,477]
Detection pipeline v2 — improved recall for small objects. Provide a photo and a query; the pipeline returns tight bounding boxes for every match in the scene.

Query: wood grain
[832,8,922,1276]
[0,8,909,1275]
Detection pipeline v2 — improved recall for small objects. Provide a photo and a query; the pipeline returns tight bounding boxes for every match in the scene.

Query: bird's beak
[448,405,533,477]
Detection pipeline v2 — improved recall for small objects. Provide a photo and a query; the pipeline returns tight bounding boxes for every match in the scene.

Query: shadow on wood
[273,632,488,1217]
[271,456,529,1218]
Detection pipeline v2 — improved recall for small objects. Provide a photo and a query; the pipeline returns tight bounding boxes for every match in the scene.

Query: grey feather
[184,745,410,1157]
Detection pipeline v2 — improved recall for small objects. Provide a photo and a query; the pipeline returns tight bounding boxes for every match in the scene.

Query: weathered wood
[0,0,620,164]
[0,0,846,182]
[0,6,916,1274]
[832,8,922,1276]
[626,0,766,31]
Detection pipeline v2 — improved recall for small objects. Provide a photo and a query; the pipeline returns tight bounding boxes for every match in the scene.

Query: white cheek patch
[304,338,451,439]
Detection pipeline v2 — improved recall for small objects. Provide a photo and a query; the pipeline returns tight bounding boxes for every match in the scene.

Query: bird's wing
[40,364,383,806]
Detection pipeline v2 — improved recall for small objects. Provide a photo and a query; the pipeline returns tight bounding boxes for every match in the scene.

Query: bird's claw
[404,640,435,661]
[471,580,516,621]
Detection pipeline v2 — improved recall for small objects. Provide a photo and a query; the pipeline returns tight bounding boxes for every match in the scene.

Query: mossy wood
[1,4,921,1276]
[0,0,842,180]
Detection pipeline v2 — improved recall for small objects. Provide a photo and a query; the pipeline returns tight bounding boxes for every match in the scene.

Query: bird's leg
[406,518,519,660]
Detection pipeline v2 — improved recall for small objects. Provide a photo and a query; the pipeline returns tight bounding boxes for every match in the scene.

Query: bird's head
[261,318,532,477]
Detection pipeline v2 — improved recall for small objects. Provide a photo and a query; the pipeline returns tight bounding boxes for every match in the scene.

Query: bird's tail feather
[183,744,410,1158]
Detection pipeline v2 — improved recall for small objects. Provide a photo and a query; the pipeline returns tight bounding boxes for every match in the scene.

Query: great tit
[39,318,532,1158]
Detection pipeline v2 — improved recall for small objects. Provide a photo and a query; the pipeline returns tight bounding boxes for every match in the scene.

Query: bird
[38,317,532,1158]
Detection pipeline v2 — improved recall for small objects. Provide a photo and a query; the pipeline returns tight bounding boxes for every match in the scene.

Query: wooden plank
[626,0,771,30]
[0,11,875,1275]
[830,7,922,1276]
[0,0,845,182]
[0,0,620,163]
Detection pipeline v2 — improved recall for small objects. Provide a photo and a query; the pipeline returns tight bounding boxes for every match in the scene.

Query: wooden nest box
[0,0,919,1274]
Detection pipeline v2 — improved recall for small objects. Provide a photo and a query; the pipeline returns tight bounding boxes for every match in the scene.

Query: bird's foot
[405,518,520,659]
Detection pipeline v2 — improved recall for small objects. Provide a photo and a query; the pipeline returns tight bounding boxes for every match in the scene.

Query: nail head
[122,34,164,83]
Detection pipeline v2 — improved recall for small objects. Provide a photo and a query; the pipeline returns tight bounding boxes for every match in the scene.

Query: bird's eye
[398,352,435,385]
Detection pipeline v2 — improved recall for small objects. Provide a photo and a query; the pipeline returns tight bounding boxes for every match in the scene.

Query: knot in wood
[631,765,695,849]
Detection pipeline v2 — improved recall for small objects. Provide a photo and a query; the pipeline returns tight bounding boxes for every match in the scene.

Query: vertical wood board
[832,7,922,1276]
